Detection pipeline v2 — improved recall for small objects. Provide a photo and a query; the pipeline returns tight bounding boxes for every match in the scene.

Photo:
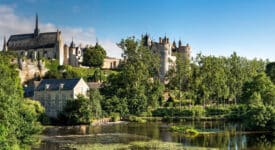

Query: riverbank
[36,120,275,150]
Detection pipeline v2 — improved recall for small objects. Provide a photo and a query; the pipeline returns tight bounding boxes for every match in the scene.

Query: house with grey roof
[34,78,89,118]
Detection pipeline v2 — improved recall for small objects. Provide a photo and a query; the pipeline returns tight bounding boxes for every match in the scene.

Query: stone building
[63,40,83,66]
[34,78,89,118]
[102,57,121,69]
[4,14,64,65]
[142,34,191,79]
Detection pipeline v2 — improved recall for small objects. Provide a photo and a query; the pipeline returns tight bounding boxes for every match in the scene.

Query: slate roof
[7,32,58,50]
[35,78,81,91]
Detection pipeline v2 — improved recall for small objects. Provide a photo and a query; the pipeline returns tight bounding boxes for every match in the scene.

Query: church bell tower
[34,13,40,37]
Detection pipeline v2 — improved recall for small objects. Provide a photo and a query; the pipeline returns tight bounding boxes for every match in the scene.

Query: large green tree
[101,37,164,115]
[88,89,103,119]
[266,62,275,84]
[82,43,107,68]
[241,73,275,106]
[0,53,43,149]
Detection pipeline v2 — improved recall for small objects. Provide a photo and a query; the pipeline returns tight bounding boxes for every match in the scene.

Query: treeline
[167,52,275,106]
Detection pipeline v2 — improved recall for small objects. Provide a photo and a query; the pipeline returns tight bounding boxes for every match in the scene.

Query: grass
[68,140,185,150]
[170,125,199,137]
[43,59,118,81]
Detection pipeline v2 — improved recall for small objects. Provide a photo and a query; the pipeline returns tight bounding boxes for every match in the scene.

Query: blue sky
[0,0,275,60]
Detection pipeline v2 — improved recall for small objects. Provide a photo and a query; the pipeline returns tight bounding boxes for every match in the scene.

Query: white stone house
[102,57,121,69]
[33,78,89,118]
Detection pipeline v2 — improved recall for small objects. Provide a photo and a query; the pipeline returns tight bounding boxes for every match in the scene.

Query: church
[3,14,64,65]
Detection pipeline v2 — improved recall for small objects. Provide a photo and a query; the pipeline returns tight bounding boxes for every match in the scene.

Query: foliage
[167,52,191,92]
[170,125,199,136]
[152,106,205,118]
[59,95,92,124]
[82,44,107,68]
[0,53,43,149]
[88,89,103,119]
[243,104,275,131]
[110,113,120,122]
[59,90,103,124]
[241,73,275,106]
[266,62,275,84]
[225,104,247,120]
[44,61,116,81]
[17,99,44,145]
[189,53,266,105]
[101,37,164,115]
[126,115,146,123]
[101,96,129,117]
[205,106,231,116]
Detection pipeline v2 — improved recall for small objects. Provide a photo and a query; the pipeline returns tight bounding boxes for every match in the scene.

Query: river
[33,121,274,150]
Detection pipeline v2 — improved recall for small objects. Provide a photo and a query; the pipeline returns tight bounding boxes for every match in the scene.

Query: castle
[142,34,191,79]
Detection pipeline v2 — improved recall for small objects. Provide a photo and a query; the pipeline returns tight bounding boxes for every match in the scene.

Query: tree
[241,73,275,106]
[89,89,103,119]
[0,53,43,149]
[101,37,164,115]
[266,62,275,84]
[244,104,275,130]
[59,95,92,124]
[82,44,107,68]
[101,96,129,117]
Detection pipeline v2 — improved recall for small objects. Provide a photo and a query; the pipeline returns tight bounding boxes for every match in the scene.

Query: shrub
[226,104,247,120]
[127,115,146,123]
[244,104,275,131]
[110,112,120,122]
[170,125,199,136]
[152,106,205,118]
[205,106,230,116]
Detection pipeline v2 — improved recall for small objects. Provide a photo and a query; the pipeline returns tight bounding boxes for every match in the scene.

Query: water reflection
[34,121,274,150]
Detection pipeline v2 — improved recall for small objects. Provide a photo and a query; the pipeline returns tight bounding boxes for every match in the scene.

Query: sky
[0,0,275,60]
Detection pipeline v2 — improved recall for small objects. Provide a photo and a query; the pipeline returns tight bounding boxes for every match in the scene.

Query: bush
[139,111,152,117]
[244,104,275,131]
[205,106,230,116]
[226,104,247,120]
[152,106,205,118]
[127,115,146,123]
[170,125,199,136]
[110,113,120,122]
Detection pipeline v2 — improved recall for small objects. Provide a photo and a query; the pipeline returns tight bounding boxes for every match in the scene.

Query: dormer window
[45,84,50,90]
[59,83,64,89]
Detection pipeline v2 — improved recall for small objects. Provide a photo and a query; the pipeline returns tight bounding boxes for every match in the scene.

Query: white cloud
[0,4,122,58]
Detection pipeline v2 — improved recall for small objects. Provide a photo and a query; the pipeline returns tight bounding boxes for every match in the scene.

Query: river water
[34,121,274,150]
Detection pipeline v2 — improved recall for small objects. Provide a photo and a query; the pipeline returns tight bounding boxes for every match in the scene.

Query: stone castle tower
[142,34,191,79]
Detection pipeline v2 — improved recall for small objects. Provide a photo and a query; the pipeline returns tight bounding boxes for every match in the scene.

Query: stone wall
[18,59,48,84]
[102,57,121,69]
[34,90,73,118]
[73,78,90,99]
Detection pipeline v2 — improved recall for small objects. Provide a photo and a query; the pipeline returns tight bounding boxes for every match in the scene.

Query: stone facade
[33,78,89,118]
[142,34,191,79]
[4,14,64,65]
[102,57,121,69]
